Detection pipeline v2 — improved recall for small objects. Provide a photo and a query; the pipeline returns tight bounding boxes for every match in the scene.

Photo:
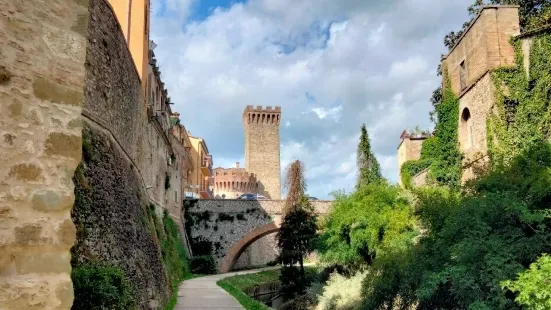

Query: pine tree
[356,124,382,189]
[276,160,317,296]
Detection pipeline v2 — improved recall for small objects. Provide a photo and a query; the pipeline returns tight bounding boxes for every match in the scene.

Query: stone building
[397,129,431,183]
[213,162,259,199]
[243,105,282,199]
[441,5,520,182]
[189,136,214,199]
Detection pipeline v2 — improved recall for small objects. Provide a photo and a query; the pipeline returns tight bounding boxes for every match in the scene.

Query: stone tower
[243,105,281,199]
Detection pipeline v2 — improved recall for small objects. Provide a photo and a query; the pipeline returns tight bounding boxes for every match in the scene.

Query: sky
[150,0,471,199]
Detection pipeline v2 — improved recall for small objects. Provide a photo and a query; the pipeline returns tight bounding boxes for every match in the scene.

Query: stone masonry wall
[186,199,331,270]
[72,124,170,308]
[84,0,175,212]
[443,6,520,97]
[0,0,88,308]
[68,0,178,307]
[244,107,281,200]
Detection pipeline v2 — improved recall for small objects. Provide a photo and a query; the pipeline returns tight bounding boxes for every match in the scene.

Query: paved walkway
[174,267,279,309]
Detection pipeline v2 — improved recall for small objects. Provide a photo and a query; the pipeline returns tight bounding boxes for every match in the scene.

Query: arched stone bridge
[184,199,331,272]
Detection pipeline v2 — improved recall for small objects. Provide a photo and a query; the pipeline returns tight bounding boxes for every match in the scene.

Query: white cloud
[150,0,471,198]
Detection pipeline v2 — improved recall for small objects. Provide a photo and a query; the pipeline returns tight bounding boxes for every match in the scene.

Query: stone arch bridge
[184,199,331,272]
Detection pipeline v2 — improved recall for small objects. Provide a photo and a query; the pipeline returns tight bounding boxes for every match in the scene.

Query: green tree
[356,124,382,189]
[276,160,318,296]
[502,254,551,310]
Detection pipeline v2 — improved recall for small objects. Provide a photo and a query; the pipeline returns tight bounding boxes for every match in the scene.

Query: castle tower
[213,163,259,199]
[243,105,281,199]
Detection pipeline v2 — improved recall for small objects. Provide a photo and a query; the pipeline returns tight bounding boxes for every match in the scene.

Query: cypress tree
[356,124,382,189]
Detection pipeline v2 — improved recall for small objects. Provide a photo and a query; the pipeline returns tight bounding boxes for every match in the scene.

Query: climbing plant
[400,69,462,189]
[487,30,551,164]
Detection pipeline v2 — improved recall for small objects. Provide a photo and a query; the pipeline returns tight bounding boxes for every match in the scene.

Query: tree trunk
[299,252,305,292]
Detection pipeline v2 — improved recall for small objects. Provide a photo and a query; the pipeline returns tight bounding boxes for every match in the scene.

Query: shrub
[266,260,278,267]
[72,263,135,310]
[218,213,235,222]
[279,295,313,310]
[315,271,367,310]
[190,255,217,274]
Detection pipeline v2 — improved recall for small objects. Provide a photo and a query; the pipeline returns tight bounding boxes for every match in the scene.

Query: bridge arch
[220,222,281,273]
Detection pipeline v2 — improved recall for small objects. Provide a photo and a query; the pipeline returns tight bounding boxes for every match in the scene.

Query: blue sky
[150,0,470,199]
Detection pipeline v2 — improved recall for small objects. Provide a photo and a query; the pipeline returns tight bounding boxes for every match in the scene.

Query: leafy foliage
[400,159,432,189]
[72,263,135,310]
[159,210,192,286]
[190,255,217,274]
[318,181,419,270]
[487,31,551,164]
[502,254,551,309]
[356,124,382,189]
[363,143,551,310]
[406,70,462,189]
[314,271,368,310]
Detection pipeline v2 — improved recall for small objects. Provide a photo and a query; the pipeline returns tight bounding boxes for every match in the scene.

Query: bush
[72,263,135,310]
[315,271,367,310]
[266,260,278,267]
[190,255,217,274]
[279,295,313,310]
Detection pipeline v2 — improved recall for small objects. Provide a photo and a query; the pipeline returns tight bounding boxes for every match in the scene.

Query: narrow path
[174,267,279,309]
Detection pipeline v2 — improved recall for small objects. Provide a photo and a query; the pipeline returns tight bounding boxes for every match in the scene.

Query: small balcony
[201,154,213,176]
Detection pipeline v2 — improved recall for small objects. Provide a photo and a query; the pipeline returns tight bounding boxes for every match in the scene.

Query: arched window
[461,108,473,149]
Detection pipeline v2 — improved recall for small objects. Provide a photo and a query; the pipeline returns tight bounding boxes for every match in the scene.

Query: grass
[217,280,272,310]
[216,269,280,310]
[221,269,281,290]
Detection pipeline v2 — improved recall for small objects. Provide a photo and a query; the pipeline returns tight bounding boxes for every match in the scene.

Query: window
[174,190,177,202]
[459,60,467,91]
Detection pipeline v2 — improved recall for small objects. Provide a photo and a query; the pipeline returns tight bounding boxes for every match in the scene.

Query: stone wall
[83,0,174,211]
[458,73,495,183]
[244,106,282,199]
[72,124,170,308]
[442,6,520,96]
[412,168,429,187]
[0,0,88,308]
[185,199,331,271]
[68,0,183,307]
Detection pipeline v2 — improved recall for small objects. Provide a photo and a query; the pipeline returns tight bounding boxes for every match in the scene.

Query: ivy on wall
[487,30,551,164]
[401,69,462,189]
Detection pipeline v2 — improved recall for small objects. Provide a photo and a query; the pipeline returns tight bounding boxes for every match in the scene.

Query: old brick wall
[0,0,88,308]
[186,199,331,270]
[244,106,282,199]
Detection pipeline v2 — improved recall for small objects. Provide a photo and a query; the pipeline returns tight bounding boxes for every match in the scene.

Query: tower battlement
[243,105,281,125]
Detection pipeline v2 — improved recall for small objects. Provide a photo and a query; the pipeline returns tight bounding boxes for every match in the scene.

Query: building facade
[189,136,214,199]
[243,106,282,199]
[441,5,520,182]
